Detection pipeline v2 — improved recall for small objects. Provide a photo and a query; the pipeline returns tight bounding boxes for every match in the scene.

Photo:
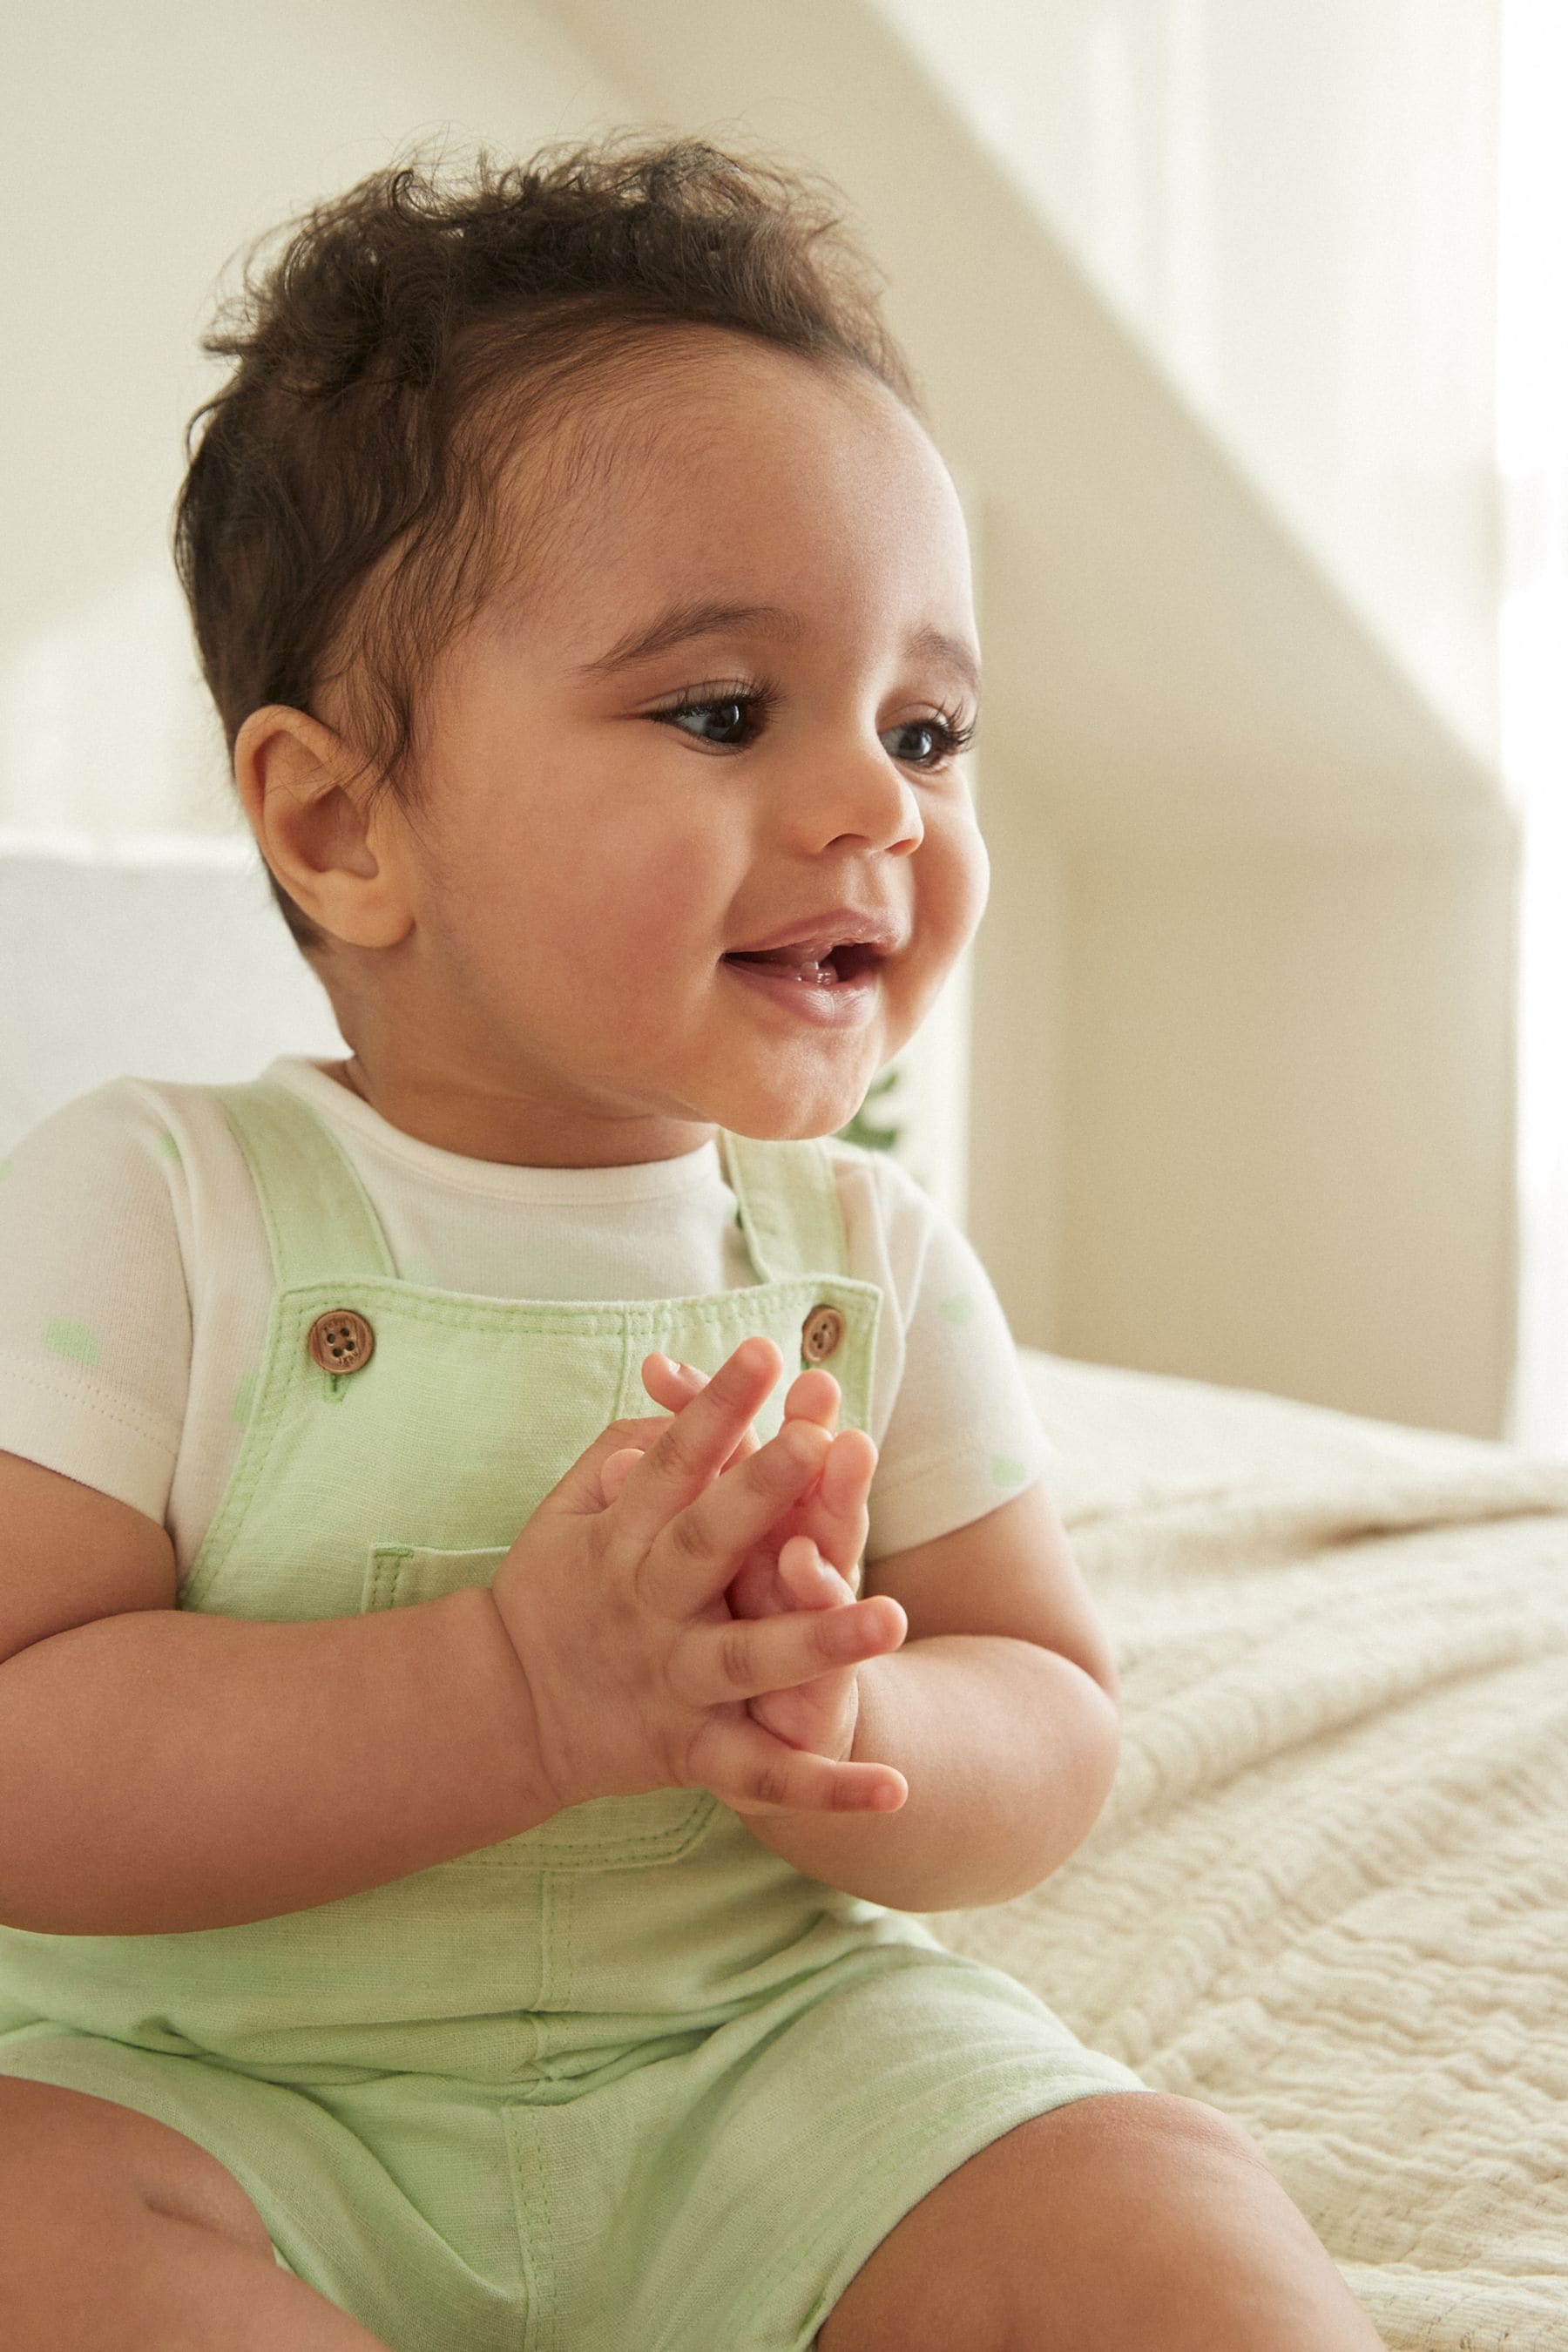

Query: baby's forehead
[476,332,961,643]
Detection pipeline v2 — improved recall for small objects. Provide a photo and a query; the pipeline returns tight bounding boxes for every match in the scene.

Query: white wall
[2,0,626,842]
[1055,839,1516,1435]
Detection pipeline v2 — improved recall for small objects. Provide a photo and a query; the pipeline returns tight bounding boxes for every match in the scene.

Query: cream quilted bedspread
[923,1351,1568,2351]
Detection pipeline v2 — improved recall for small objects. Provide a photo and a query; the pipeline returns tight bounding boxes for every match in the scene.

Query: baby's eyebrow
[909,626,981,696]
[575,599,805,675]
[573,599,981,695]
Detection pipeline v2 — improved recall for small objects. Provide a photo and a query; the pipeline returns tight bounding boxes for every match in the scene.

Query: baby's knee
[1044,2086,1271,2173]
[990,2087,1280,2248]
[983,2092,1362,2352]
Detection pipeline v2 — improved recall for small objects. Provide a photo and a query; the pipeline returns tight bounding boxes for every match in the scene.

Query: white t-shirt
[0,1057,1053,1580]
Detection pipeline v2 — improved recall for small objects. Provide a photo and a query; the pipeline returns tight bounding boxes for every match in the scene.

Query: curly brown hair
[172,135,920,951]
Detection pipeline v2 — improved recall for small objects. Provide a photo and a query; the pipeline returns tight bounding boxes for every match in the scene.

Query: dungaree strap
[211,1079,396,1290]
[719,1132,849,1282]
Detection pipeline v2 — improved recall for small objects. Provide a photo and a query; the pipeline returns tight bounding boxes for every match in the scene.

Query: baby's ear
[233,704,413,950]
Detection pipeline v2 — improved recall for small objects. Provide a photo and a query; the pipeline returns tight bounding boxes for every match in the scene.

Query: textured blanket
[923,1351,1568,2350]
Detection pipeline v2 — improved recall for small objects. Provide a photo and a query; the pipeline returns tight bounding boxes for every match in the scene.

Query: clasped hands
[488,1333,908,1824]
[600,1342,889,1788]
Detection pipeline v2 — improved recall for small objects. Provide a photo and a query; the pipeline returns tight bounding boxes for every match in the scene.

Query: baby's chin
[695,1068,881,1145]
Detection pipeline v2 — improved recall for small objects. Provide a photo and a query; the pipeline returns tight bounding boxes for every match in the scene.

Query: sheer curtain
[1500,0,1568,1450]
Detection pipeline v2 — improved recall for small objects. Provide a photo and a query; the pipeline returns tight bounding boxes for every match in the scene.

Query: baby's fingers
[794,1428,875,1586]
[778,1535,854,1609]
[639,1350,764,1479]
[613,1337,787,1558]
[642,1417,831,1612]
[673,1593,905,1708]
[696,1717,908,1817]
[645,1354,847,1463]
[815,1427,875,1516]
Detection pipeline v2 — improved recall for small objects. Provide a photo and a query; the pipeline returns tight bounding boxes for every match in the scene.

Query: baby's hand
[599,1356,878,1782]
[611,1355,866,1597]
[492,1338,907,1819]
[729,1531,868,1776]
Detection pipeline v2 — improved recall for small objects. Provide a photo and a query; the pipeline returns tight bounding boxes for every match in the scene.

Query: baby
[0,139,1382,2351]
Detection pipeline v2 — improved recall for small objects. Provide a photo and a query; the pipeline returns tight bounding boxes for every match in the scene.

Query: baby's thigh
[0,2072,274,2251]
[0,2075,276,2346]
[817,2089,1342,2352]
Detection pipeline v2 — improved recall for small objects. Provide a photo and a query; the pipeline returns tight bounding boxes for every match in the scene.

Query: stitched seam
[180,1288,300,1605]
[612,1315,636,1428]
[457,1792,720,1869]
[246,1277,882,1336]
[539,1862,560,2011]
[505,2106,551,2352]
[868,1431,1049,1503]
[554,1867,574,2011]
[721,1134,776,1281]
[362,1549,412,1610]
[0,1352,181,1454]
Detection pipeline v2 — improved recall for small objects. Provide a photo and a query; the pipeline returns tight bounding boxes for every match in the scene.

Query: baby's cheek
[900,815,990,1020]
[538,845,706,1056]
[610,836,711,963]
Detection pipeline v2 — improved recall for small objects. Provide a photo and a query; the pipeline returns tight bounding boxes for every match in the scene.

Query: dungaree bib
[0,1078,1145,2352]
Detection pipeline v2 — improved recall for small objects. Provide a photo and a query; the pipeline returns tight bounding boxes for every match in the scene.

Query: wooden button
[308,1309,375,1375]
[801,1304,846,1363]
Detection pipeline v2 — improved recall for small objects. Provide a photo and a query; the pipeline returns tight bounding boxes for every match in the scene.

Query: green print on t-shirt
[43,1318,99,1368]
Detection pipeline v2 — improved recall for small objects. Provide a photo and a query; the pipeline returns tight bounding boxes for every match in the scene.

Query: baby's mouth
[720,943,881,987]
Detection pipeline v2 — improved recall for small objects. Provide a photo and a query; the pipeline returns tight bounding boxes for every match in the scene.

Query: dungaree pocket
[362,1543,719,1869]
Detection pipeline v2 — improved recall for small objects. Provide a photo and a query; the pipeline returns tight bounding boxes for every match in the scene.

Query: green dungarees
[0,1078,1145,2351]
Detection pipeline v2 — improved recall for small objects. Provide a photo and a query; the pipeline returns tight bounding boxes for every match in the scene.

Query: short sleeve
[0,1083,193,1523]
[857,1158,1057,1563]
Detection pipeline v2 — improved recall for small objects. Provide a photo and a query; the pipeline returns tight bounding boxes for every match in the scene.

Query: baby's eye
[656,696,765,748]
[881,715,976,768]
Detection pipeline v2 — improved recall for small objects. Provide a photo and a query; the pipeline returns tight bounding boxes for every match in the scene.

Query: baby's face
[374,331,987,1159]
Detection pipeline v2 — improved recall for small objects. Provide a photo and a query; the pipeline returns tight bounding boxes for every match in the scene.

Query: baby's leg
[817,2091,1384,2352]
[0,2077,389,2350]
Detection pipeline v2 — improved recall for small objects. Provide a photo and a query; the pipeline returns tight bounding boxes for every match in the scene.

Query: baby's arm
[745,1478,1122,1911]
[0,1352,902,1936]
[0,1446,562,1935]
